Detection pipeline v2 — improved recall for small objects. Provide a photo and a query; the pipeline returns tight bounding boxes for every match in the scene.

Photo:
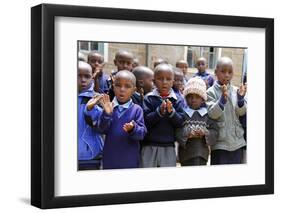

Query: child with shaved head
[132,66,154,107]
[108,50,135,101]
[176,60,189,86]
[206,57,247,165]
[87,51,110,94]
[77,61,104,170]
[97,70,147,169]
[194,57,215,88]
[141,64,184,167]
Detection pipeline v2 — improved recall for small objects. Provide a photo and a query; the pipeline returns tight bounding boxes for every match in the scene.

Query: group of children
[78,49,247,170]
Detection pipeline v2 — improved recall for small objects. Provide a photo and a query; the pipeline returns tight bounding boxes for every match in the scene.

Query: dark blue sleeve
[97,110,112,134]
[143,96,163,128]
[168,100,185,128]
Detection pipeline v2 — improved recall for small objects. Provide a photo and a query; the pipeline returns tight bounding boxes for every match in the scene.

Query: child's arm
[96,94,114,133]
[143,96,164,128]
[205,117,219,146]
[235,84,247,116]
[166,99,185,128]
[175,123,191,147]
[206,88,226,120]
[123,108,147,141]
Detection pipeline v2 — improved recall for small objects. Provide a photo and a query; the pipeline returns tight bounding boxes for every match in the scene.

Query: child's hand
[194,129,205,138]
[166,99,173,114]
[123,121,135,133]
[238,83,247,97]
[100,94,113,115]
[221,84,228,99]
[160,100,167,115]
[86,94,102,111]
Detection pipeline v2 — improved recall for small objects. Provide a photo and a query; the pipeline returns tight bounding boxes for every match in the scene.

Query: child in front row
[207,57,247,165]
[77,61,104,170]
[97,70,147,169]
[141,64,185,167]
[176,77,218,166]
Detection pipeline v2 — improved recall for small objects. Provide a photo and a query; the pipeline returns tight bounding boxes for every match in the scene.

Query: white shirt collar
[149,88,178,100]
[112,97,133,109]
[183,106,208,117]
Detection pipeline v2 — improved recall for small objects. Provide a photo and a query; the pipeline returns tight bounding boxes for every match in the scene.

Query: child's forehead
[197,59,206,64]
[174,72,184,78]
[155,69,174,77]
[217,63,233,70]
[88,53,102,59]
[116,52,134,60]
[78,67,92,74]
[115,76,134,84]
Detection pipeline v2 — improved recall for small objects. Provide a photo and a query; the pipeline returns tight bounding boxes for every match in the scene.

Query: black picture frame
[31,3,274,209]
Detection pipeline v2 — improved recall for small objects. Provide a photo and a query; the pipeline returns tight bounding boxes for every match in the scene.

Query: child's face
[196,59,207,73]
[114,55,133,71]
[78,68,92,91]
[186,94,204,110]
[88,54,104,72]
[215,64,233,85]
[177,63,188,75]
[154,70,174,96]
[142,73,154,94]
[173,74,184,92]
[114,77,135,104]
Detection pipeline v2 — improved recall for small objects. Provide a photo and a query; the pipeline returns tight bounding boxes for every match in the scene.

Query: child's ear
[113,59,117,66]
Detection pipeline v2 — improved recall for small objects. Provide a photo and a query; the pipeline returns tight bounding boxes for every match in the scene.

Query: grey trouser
[141,146,176,168]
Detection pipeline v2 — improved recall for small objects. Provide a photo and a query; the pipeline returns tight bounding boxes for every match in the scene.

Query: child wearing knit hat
[175,77,219,166]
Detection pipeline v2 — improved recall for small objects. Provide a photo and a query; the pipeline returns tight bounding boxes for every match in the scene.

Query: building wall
[80,42,245,87]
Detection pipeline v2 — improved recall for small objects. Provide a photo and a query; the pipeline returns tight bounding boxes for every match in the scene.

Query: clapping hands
[123,120,135,133]
[159,99,173,116]
[99,94,113,115]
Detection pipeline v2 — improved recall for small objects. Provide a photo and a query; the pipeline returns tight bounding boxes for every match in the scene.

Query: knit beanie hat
[183,77,207,101]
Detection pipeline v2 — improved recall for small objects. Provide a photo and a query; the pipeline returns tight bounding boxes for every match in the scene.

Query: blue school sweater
[173,88,186,108]
[142,89,184,147]
[98,98,147,169]
[194,71,214,88]
[78,83,104,160]
[131,92,143,107]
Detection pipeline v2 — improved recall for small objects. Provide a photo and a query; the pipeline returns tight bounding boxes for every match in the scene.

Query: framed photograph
[31,3,274,209]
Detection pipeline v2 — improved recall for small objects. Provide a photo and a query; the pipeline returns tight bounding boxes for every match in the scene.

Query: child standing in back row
[194,57,215,88]
[141,64,184,167]
[132,66,154,107]
[87,51,110,94]
[176,77,218,166]
[207,57,247,165]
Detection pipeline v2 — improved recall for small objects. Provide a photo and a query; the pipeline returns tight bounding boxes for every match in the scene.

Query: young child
[176,60,189,86]
[97,70,147,169]
[107,50,134,101]
[132,57,140,69]
[87,51,110,94]
[206,57,247,165]
[153,58,168,68]
[132,66,154,107]
[172,67,186,108]
[141,64,185,167]
[194,57,214,88]
[77,61,104,170]
[176,77,218,166]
